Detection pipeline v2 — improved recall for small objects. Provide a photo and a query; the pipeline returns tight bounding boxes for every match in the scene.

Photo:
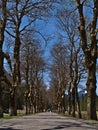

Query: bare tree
[50,43,68,113]
[56,8,85,118]
[20,33,45,114]
[0,0,7,118]
[4,0,54,116]
[75,0,98,120]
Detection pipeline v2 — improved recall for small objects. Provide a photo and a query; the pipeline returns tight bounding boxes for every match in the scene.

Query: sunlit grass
[0,111,36,120]
[4,113,11,119]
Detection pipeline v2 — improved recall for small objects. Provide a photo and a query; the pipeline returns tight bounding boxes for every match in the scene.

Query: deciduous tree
[50,43,68,112]
[5,0,54,116]
[76,0,98,120]
[0,0,7,118]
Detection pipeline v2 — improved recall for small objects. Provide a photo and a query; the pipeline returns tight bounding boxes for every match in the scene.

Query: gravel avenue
[0,112,97,130]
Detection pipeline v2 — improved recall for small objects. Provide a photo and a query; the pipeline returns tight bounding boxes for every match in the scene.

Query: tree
[49,77,59,111]
[0,0,7,118]
[4,0,54,116]
[56,8,85,118]
[20,32,45,114]
[50,43,68,112]
[76,0,98,120]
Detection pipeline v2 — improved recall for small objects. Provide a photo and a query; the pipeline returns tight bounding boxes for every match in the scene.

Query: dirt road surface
[0,112,97,130]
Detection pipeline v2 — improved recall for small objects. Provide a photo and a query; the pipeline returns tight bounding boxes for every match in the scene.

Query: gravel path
[0,112,98,130]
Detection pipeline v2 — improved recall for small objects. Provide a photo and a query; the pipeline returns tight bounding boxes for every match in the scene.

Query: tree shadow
[42,121,96,130]
[0,128,21,130]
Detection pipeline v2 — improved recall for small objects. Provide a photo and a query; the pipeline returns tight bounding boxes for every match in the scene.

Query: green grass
[0,113,25,120]
[0,114,12,120]
[0,112,36,120]
[4,113,11,119]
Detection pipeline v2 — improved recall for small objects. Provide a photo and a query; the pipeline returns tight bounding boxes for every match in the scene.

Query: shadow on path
[42,121,96,130]
[0,128,21,130]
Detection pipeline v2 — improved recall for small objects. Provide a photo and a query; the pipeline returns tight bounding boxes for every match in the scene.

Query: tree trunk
[87,66,97,120]
[76,0,98,120]
[72,86,75,117]
[76,86,82,118]
[10,36,21,116]
[68,83,71,115]
[0,81,3,118]
[25,92,29,115]
[0,0,7,118]
[10,88,17,116]
[62,94,65,113]
[25,100,28,115]
[0,51,3,118]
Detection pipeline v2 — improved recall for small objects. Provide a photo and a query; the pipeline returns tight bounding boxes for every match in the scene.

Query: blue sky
[34,18,58,88]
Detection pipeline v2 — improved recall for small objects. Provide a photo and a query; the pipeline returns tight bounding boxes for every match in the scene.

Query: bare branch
[5,29,15,38]
[20,19,36,33]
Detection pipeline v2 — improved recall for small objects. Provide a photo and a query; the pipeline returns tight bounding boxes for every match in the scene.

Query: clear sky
[34,17,58,88]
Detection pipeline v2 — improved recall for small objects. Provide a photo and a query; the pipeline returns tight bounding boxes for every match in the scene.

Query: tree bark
[0,49,3,117]
[0,0,7,118]
[10,88,17,116]
[10,33,21,116]
[25,93,28,115]
[87,65,97,120]
[0,60,3,117]
[68,49,73,115]
[76,0,98,120]
[68,83,71,115]
[76,86,82,118]
[72,86,76,117]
